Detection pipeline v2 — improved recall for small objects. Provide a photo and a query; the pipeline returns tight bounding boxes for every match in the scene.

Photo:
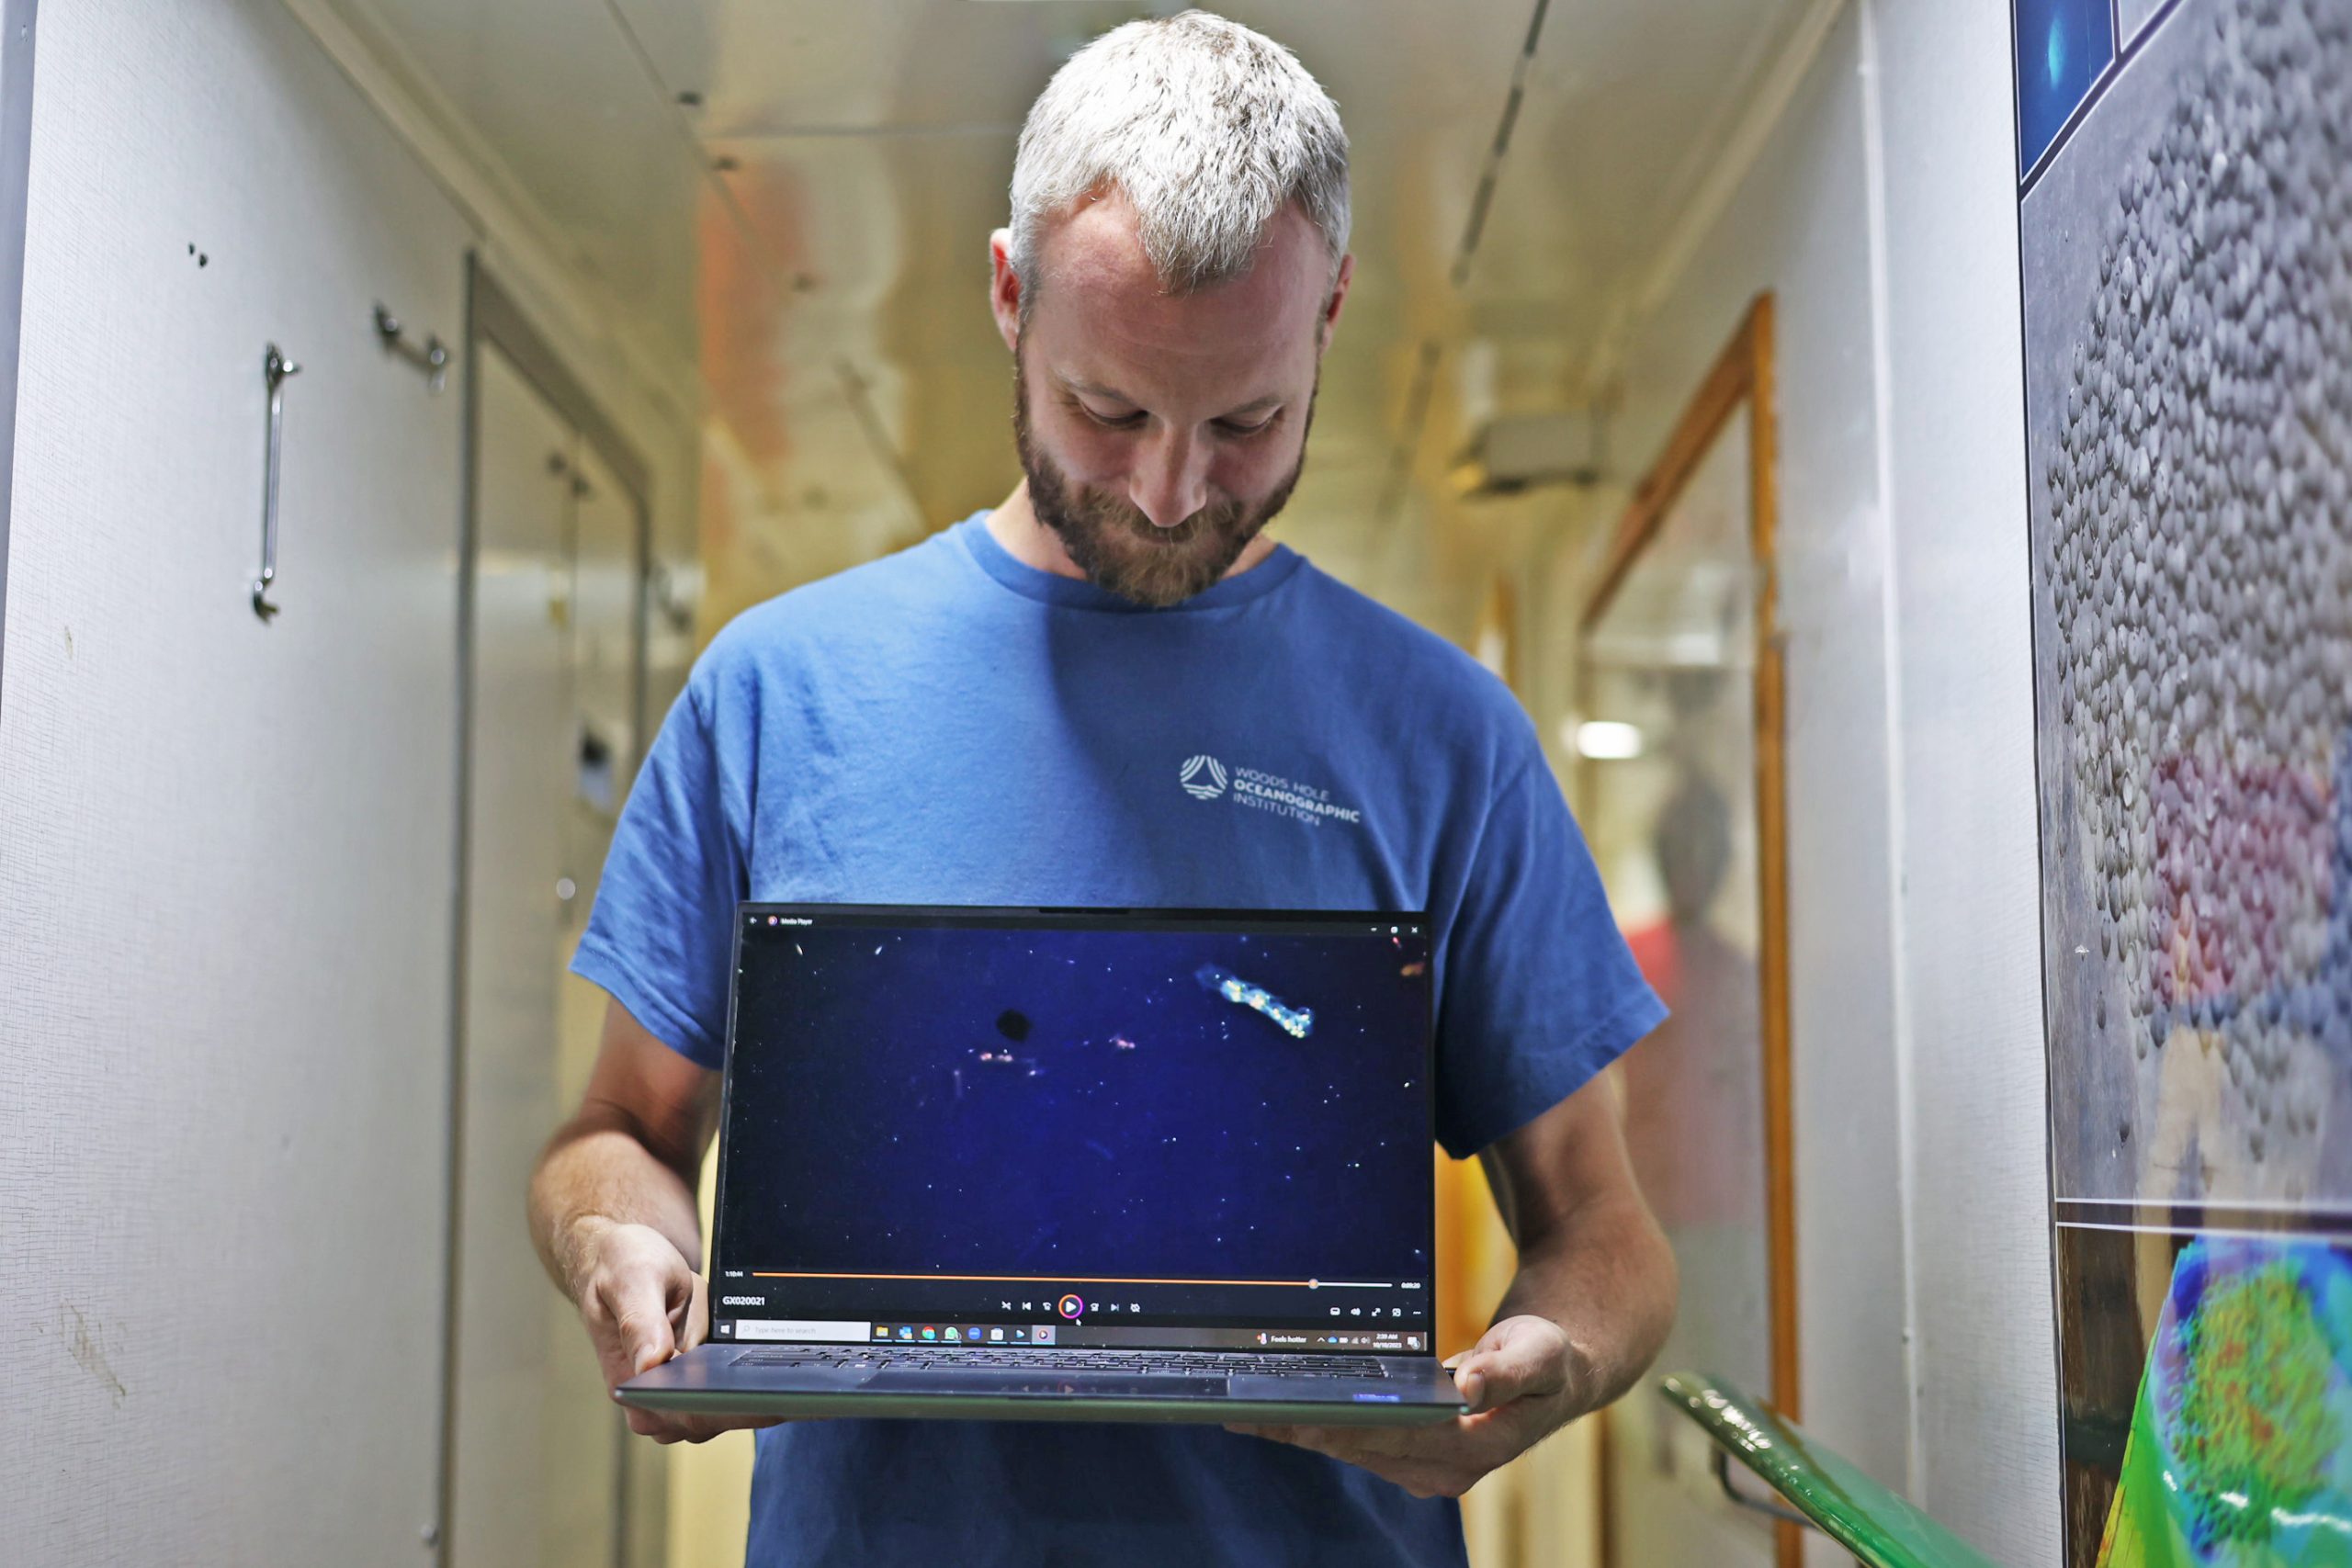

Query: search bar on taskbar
[733,1319,872,1342]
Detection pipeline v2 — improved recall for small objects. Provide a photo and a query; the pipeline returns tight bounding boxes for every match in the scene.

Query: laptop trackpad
[862,1369,1227,1399]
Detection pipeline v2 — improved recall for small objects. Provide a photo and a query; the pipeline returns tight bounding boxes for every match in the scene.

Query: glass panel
[1583,409,1779,1567]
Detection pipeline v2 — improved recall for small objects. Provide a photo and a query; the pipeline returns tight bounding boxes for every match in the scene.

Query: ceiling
[341,0,1818,633]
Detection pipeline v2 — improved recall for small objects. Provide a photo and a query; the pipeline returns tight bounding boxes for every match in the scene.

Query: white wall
[0,1,470,1558]
[0,2,701,1562]
[1868,0,2058,1559]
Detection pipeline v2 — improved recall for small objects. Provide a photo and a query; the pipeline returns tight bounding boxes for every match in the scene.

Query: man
[528,12,1675,1564]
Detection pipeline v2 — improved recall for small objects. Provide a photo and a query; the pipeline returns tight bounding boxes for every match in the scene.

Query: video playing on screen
[713,910,1434,1344]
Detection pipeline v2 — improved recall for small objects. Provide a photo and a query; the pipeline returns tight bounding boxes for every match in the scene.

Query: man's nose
[1128,426,1213,529]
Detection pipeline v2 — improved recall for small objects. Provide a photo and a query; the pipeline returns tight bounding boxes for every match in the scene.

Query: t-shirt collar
[956,511,1304,613]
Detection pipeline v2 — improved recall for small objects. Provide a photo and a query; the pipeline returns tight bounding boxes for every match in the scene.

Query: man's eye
[1081,406,1146,430]
[1217,416,1277,437]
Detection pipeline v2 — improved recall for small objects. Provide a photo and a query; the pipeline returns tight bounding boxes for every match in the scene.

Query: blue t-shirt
[572,513,1662,1568]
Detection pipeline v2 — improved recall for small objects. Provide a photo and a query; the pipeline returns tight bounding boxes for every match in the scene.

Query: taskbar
[713,1319,1430,1355]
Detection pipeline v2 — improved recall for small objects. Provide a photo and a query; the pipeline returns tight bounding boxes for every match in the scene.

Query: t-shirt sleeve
[569,675,746,1070]
[1434,746,1667,1158]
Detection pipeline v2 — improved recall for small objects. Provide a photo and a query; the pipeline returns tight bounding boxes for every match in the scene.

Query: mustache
[1066,491,1243,541]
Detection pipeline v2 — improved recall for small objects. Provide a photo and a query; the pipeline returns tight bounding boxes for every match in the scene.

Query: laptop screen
[709,906,1437,1357]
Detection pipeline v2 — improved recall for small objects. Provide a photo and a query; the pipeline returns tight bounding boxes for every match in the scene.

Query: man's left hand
[1226,1314,1589,1499]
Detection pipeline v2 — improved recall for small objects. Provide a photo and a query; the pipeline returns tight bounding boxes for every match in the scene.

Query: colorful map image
[2101,1236,2352,1565]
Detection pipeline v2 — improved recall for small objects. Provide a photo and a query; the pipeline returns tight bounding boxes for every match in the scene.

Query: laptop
[617,903,1465,1426]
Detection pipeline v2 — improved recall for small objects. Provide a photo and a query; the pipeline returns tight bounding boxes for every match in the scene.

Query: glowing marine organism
[1194,964,1313,1039]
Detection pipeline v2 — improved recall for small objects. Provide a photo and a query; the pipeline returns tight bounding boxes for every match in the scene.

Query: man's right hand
[532,998,786,1444]
[571,1214,783,1444]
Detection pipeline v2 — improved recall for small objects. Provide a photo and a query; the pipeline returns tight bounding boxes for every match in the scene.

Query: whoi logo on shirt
[1179,754,1228,800]
[1179,752,1363,829]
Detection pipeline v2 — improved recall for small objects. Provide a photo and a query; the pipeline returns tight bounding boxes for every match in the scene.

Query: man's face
[1001,197,1346,607]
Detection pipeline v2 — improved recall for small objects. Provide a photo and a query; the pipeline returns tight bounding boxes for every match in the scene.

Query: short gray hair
[1008,10,1350,310]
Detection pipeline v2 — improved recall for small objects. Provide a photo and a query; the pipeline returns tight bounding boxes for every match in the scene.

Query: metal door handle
[254,344,300,621]
[374,303,447,392]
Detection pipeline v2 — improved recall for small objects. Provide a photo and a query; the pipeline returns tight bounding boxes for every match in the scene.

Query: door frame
[435,251,652,1568]
[1581,294,1795,1568]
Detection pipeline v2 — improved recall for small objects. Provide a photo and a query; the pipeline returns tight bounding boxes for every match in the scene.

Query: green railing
[1658,1372,1999,1568]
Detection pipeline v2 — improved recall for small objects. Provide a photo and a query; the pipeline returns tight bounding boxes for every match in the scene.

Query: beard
[1012,354,1313,608]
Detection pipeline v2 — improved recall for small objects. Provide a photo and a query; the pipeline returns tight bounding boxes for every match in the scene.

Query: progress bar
[746,1269,1395,1288]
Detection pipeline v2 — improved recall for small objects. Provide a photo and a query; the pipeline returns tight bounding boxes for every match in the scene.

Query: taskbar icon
[870,1324,1038,1346]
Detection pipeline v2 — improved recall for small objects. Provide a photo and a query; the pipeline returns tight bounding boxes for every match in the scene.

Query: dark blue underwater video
[720,919,1433,1284]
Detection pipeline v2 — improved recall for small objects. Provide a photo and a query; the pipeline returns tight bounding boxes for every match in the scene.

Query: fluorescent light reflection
[1573,720,1645,761]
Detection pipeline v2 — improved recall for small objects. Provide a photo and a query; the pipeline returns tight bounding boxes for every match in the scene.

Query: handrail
[1658,1372,1999,1568]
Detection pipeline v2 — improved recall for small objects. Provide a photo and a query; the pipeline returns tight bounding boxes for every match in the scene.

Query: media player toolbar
[720,1274,1430,1328]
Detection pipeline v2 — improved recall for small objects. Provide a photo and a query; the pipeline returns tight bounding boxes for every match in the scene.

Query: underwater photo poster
[2016,0,2352,1558]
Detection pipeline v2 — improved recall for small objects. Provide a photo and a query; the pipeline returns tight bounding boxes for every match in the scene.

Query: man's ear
[1318,253,1355,354]
[989,228,1022,354]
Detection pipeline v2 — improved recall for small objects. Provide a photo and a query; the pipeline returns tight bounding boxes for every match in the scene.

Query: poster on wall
[2016,0,2352,1562]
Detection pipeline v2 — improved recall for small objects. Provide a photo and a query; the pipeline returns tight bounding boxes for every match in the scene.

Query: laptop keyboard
[733,1347,1391,1379]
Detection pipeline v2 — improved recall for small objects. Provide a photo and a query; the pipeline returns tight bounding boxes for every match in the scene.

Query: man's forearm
[1491,1189,1678,1417]
[528,1110,706,1302]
